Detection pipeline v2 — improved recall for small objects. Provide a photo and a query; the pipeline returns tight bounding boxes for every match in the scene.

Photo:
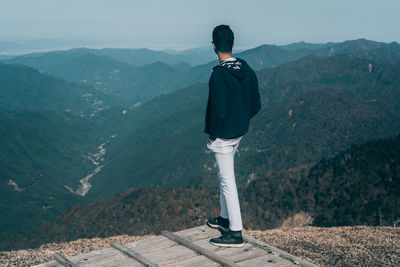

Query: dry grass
[245,226,400,267]
[1,226,399,266]
[279,211,314,228]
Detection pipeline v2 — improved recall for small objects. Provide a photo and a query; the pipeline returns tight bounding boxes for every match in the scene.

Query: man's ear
[232,41,234,49]
[212,43,216,50]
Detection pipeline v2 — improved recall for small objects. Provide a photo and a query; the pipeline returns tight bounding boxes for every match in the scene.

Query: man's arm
[209,67,228,137]
[249,70,261,119]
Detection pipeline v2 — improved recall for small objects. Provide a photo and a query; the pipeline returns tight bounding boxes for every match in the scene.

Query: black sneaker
[209,230,244,248]
[206,216,229,232]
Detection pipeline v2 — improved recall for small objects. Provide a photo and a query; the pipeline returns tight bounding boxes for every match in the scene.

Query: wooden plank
[64,247,143,267]
[126,236,177,253]
[124,226,220,257]
[237,254,295,267]
[216,242,268,263]
[54,253,77,267]
[162,255,220,267]
[243,234,318,267]
[140,240,199,265]
[33,260,62,267]
[110,241,159,267]
[191,237,269,263]
[161,230,240,267]
[174,225,210,235]
[173,225,220,242]
[192,237,227,252]
[71,248,121,265]
[173,225,212,236]
[79,257,141,267]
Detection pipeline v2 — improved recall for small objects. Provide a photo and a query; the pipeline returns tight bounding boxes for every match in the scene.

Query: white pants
[207,135,243,231]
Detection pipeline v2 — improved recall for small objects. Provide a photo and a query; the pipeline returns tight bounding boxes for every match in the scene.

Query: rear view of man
[205,25,261,247]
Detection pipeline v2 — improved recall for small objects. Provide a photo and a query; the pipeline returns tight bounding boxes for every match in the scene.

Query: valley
[67,136,112,197]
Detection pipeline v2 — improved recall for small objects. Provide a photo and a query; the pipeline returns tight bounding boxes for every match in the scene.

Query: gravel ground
[246,226,400,267]
[1,226,399,266]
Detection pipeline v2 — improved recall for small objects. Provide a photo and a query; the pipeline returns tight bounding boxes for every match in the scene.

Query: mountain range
[85,54,400,200]
[0,62,118,116]
[1,38,400,247]
[3,39,400,107]
[1,46,215,68]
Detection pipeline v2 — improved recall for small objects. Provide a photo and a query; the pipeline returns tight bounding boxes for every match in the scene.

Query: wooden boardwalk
[34,225,318,267]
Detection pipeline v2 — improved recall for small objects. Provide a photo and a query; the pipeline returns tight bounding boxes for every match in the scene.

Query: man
[204,24,261,247]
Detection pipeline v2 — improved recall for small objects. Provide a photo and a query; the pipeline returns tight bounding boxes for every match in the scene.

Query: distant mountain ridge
[0,62,118,116]
[279,41,338,51]
[238,38,400,70]
[3,39,400,107]
[2,46,215,68]
[43,53,184,104]
[3,52,202,105]
[312,38,400,65]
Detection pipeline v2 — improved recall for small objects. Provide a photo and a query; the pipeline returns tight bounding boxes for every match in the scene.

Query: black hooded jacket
[204,57,261,139]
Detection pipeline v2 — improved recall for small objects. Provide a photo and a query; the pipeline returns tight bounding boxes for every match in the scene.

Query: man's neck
[218,52,234,62]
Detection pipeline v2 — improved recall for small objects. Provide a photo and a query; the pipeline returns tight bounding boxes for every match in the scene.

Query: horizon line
[1,37,399,57]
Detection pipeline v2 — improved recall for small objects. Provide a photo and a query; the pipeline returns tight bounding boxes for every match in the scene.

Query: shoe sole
[206,221,229,233]
[209,240,244,248]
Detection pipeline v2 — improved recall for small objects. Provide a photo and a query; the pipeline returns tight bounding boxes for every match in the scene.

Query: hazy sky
[1,0,399,50]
